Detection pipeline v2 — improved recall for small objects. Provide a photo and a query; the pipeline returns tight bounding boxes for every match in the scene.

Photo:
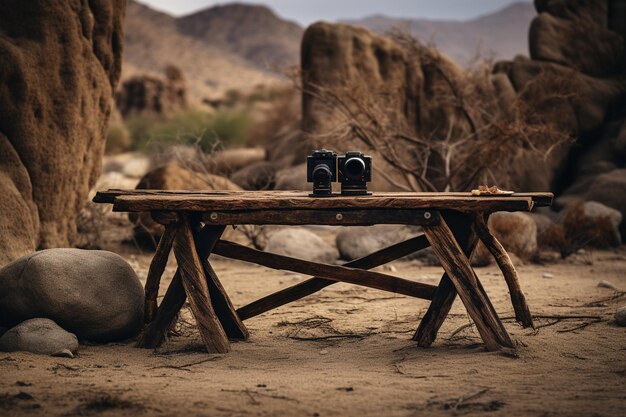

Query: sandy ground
[1,241,625,417]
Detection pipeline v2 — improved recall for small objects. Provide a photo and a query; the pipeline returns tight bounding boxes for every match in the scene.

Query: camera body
[306,149,337,197]
[338,151,372,195]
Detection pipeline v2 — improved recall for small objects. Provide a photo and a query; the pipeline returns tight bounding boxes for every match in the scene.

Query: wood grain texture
[237,234,431,320]
[144,222,176,323]
[202,209,440,226]
[173,214,230,353]
[474,214,534,328]
[94,189,553,207]
[422,217,514,351]
[413,212,477,346]
[213,240,437,300]
[137,221,225,349]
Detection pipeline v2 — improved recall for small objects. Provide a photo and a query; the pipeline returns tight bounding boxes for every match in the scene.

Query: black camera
[307,149,337,197]
[338,151,372,195]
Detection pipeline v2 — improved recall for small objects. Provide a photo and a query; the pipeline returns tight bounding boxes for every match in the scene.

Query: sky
[139,0,532,25]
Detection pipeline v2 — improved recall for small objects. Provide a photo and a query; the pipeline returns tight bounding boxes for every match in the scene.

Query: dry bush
[294,32,573,192]
[542,203,617,258]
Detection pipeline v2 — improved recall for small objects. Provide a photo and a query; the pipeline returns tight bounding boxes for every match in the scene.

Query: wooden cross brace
[136,210,533,354]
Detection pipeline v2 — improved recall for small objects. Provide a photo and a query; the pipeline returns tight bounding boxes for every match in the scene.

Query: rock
[130,163,242,248]
[558,169,626,241]
[115,65,187,117]
[0,319,79,355]
[264,228,338,264]
[335,225,419,261]
[615,306,626,326]
[121,155,151,179]
[0,249,144,342]
[205,148,267,176]
[530,212,557,247]
[571,201,623,245]
[542,272,554,279]
[529,12,623,76]
[0,0,125,266]
[534,0,608,26]
[230,161,277,190]
[51,349,75,359]
[597,280,617,290]
[473,212,538,265]
[274,163,307,191]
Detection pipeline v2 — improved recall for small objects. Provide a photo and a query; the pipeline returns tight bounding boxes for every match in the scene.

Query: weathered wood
[413,212,477,346]
[474,214,534,328]
[137,223,225,349]
[213,240,437,300]
[94,189,553,207]
[110,193,535,213]
[144,222,176,323]
[173,214,230,353]
[422,217,514,351]
[194,225,249,340]
[237,234,431,320]
[203,209,440,226]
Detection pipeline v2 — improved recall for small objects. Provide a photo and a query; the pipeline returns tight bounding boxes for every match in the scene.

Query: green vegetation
[121,109,251,152]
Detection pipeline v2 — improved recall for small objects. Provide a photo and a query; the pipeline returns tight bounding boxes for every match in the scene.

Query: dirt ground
[1,240,625,417]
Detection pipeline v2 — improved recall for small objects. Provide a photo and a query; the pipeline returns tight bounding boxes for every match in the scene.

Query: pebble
[319,349,329,355]
[51,349,74,358]
[615,306,626,326]
[542,272,554,279]
[597,280,618,291]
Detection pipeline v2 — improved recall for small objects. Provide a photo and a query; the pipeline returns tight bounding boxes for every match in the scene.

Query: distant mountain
[343,2,535,67]
[177,3,303,70]
[123,1,300,99]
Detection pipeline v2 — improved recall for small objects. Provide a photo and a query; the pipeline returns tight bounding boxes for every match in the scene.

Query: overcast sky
[139,0,532,25]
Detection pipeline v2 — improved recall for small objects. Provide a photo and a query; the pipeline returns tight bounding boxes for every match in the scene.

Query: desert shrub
[542,203,617,258]
[105,121,131,154]
[125,109,250,151]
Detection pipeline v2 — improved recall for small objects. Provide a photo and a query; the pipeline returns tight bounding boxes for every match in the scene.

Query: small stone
[51,349,74,358]
[319,349,329,355]
[15,381,32,387]
[615,306,626,326]
[597,280,618,290]
[542,272,554,279]
[0,319,78,355]
[15,392,34,400]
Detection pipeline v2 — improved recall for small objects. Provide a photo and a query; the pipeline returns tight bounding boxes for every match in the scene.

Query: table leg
[136,221,226,349]
[413,212,476,346]
[473,214,534,328]
[144,223,176,323]
[173,213,230,353]
[420,214,514,351]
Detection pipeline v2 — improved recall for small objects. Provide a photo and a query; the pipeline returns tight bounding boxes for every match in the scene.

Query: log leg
[474,214,534,328]
[173,213,230,353]
[193,225,249,340]
[144,223,176,323]
[137,223,225,349]
[421,215,514,351]
[413,212,476,346]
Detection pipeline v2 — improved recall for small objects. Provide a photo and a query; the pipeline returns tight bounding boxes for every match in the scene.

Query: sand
[1,243,625,417]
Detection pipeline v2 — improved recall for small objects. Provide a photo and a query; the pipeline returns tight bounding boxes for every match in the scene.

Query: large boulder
[336,225,419,261]
[230,161,277,190]
[473,212,538,265]
[130,163,242,247]
[0,249,143,342]
[0,0,126,266]
[0,318,79,355]
[264,228,339,264]
[529,12,623,76]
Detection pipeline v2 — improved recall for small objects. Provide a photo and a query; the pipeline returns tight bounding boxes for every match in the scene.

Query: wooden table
[94,190,552,354]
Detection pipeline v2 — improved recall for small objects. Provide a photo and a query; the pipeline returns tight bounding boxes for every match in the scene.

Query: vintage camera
[307,149,337,197]
[338,151,372,195]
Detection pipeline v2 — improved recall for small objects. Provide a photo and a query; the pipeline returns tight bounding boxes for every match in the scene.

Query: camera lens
[344,157,365,179]
[313,164,332,182]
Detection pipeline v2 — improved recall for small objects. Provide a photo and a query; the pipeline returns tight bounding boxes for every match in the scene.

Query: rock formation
[115,65,187,117]
[0,0,126,265]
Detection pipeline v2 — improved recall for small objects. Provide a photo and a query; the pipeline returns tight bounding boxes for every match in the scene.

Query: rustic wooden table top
[94,189,553,213]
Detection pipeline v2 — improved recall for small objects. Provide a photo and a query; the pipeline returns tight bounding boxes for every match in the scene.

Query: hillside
[123,1,292,99]
[343,2,535,67]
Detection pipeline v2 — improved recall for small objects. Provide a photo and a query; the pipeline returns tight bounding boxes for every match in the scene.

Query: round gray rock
[336,225,419,261]
[0,318,78,355]
[0,249,144,342]
[615,306,626,327]
[264,228,338,264]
